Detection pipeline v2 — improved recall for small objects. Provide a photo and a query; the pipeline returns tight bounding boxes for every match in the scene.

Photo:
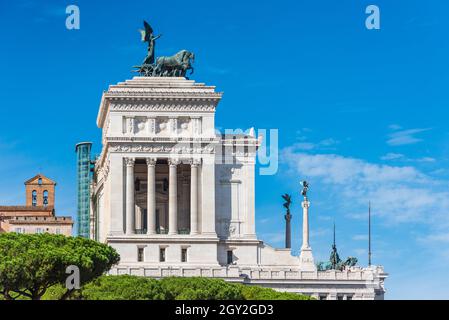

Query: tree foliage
[72,275,313,300]
[239,284,312,300]
[81,275,164,300]
[159,277,244,300]
[0,233,120,300]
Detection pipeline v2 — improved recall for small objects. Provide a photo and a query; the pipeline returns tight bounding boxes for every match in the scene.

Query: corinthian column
[168,158,179,235]
[125,157,135,235]
[190,159,200,235]
[146,158,157,235]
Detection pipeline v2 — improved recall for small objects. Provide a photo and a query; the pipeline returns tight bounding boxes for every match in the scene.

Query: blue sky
[1,0,448,299]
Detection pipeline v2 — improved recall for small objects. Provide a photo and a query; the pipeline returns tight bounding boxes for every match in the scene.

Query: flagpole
[368,201,372,267]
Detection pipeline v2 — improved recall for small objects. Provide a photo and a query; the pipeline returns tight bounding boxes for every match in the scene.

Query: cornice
[109,102,217,113]
[97,80,223,128]
[105,91,222,99]
[106,136,219,143]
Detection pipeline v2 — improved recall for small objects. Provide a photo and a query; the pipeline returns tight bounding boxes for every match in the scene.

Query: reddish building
[0,174,73,235]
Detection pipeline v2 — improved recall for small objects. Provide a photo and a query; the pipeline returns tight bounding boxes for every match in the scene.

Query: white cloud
[281,150,449,226]
[418,233,449,243]
[310,227,330,239]
[318,215,333,221]
[386,128,431,146]
[388,124,402,130]
[353,234,369,241]
[381,153,436,163]
[260,232,284,246]
[381,153,404,161]
[287,138,340,152]
[416,157,436,163]
[294,142,316,150]
[354,248,368,256]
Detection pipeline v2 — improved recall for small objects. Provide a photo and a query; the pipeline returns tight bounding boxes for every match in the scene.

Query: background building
[75,142,94,238]
[0,174,73,236]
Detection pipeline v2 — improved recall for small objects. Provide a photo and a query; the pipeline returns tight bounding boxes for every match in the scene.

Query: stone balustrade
[110,265,383,282]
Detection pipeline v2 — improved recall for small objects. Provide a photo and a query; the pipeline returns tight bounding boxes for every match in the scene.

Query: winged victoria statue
[300,180,309,199]
[133,20,195,77]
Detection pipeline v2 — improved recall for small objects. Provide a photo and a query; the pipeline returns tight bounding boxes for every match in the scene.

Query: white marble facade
[91,77,387,300]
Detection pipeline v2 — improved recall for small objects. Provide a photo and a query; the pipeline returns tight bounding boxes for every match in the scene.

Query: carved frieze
[148,117,156,135]
[135,117,147,133]
[156,117,169,134]
[125,117,135,134]
[109,143,215,154]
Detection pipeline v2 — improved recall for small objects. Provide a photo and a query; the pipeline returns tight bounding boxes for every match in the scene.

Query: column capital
[168,158,181,166]
[124,157,135,167]
[189,159,201,167]
[146,157,157,166]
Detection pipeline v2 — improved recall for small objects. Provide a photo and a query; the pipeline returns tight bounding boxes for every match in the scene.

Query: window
[35,228,43,234]
[160,248,166,262]
[337,295,344,300]
[319,294,327,301]
[181,248,188,263]
[38,178,42,185]
[55,229,61,235]
[138,248,144,262]
[346,295,353,301]
[15,228,24,234]
[32,190,37,206]
[227,250,233,265]
[43,190,49,207]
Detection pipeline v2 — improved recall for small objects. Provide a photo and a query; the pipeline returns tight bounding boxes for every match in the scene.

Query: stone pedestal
[299,247,316,271]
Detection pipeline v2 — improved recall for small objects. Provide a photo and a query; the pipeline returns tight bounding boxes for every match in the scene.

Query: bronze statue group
[134,21,194,77]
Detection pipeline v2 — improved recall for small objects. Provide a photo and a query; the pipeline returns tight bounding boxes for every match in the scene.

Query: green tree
[239,284,312,300]
[76,275,313,300]
[0,233,119,300]
[81,275,164,300]
[159,277,244,300]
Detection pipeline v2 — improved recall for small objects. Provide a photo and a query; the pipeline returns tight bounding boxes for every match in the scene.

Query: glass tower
[75,142,93,238]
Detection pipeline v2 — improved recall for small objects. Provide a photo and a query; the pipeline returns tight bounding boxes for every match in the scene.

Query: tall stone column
[168,158,179,235]
[299,198,316,271]
[146,158,157,235]
[285,212,292,249]
[125,157,135,236]
[190,159,200,235]
[301,200,310,249]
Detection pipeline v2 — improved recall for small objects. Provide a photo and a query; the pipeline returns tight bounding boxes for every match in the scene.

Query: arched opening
[43,190,49,207]
[32,190,37,206]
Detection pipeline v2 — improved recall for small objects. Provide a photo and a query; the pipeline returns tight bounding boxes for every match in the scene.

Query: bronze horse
[155,50,195,77]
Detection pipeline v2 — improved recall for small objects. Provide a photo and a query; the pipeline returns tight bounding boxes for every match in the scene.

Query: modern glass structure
[75,142,93,238]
